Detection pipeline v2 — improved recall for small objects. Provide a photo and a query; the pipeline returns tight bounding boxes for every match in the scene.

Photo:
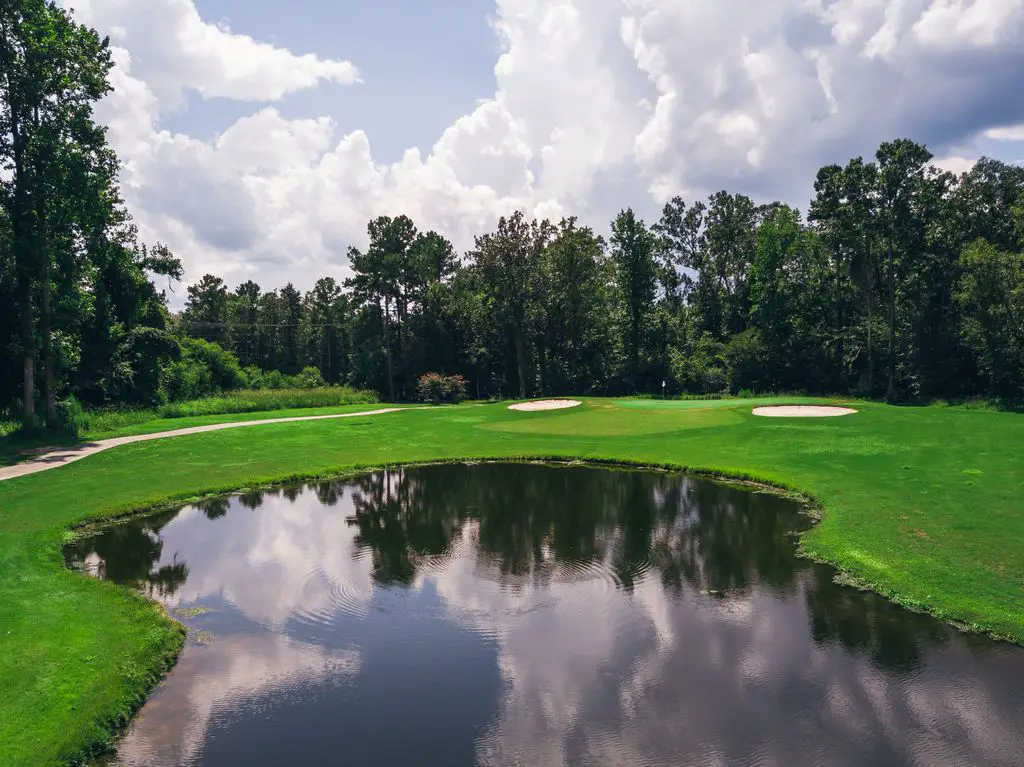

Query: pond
[65,463,1024,767]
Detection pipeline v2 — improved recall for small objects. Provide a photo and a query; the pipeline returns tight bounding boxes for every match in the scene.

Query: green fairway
[612,395,838,410]
[0,397,1022,766]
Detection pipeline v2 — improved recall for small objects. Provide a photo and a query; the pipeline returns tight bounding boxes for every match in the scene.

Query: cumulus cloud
[66,0,1024,299]
[71,0,357,105]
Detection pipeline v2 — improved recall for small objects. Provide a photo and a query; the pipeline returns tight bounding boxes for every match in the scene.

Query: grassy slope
[0,397,1022,765]
[0,403,402,467]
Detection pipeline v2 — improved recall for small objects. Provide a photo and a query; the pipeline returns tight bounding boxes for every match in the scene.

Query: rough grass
[80,386,378,432]
[0,397,1022,765]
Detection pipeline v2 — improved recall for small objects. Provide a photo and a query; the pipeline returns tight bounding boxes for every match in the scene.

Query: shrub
[56,396,88,436]
[417,373,467,404]
[294,366,326,389]
[159,338,246,402]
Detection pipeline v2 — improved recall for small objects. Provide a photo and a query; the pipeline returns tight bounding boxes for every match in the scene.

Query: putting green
[481,404,743,436]
[612,396,837,411]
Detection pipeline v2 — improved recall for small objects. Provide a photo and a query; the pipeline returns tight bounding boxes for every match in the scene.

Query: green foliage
[416,372,468,404]
[243,365,325,390]
[954,240,1024,398]
[669,334,729,394]
[55,396,88,437]
[610,208,658,386]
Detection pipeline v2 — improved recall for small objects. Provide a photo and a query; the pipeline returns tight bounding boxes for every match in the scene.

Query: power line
[179,321,350,329]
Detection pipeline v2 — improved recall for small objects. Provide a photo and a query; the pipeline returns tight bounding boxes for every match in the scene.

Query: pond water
[65,463,1024,767]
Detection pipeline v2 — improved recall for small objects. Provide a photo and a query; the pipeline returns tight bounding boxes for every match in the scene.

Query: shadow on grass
[0,431,83,468]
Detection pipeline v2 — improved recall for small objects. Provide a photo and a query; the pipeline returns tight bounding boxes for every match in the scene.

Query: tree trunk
[835,259,844,383]
[886,236,896,401]
[22,357,35,428]
[382,299,395,401]
[41,269,57,425]
[514,326,527,399]
[866,290,874,395]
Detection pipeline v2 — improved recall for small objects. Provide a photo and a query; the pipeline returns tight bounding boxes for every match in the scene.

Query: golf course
[0,395,1022,766]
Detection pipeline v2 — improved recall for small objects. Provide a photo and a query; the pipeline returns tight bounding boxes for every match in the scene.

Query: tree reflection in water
[66,463,956,674]
[345,465,806,594]
[65,508,189,599]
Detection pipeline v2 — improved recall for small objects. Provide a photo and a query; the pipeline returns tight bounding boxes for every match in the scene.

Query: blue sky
[165,0,500,163]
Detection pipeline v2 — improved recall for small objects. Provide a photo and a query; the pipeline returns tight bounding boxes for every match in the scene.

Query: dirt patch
[752,405,858,418]
[507,399,582,412]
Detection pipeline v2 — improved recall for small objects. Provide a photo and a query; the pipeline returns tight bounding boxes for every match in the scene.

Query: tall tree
[540,217,613,392]
[229,280,261,368]
[182,274,229,345]
[347,215,418,400]
[302,277,348,384]
[278,283,303,374]
[468,211,554,398]
[703,191,758,338]
[810,158,880,392]
[256,289,282,372]
[875,139,934,399]
[954,240,1024,398]
[610,208,658,387]
[0,0,115,425]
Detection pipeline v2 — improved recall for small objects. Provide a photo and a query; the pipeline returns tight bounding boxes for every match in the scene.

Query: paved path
[0,408,408,482]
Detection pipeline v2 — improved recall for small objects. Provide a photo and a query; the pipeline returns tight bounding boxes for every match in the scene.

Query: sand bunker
[508,399,582,412]
[752,405,857,418]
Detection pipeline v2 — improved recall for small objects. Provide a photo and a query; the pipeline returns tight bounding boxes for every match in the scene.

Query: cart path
[0,408,410,482]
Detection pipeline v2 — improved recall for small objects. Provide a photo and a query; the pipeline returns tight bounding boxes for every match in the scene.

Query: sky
[62,0,1024,306]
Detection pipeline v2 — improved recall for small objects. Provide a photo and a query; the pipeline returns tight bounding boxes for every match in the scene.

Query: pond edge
[57,456,1021,767]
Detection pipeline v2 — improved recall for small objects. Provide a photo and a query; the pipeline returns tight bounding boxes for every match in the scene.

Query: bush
[417,373,467,404]
[159,338,246,402]
[56,396,88,437]
[240,365,326,391]
[294,366,326,389]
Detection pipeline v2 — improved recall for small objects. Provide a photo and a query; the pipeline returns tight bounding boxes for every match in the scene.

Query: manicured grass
[0,396,382,468]
[613,395,832,410]
[0,397,1022,765]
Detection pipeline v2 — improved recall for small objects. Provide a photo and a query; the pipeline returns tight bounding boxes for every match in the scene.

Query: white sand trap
[752,405,857,418]
[508,399,582,412]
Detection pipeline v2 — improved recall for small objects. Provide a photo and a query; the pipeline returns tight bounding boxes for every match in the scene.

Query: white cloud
[113,634,360,765]
[71,0,357,105]
[67,0,1024,301]
[933,155,979,175]
[985,124,1024,141]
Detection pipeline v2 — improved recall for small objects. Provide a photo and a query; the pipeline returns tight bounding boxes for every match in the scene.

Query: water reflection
[66,464,1024,767]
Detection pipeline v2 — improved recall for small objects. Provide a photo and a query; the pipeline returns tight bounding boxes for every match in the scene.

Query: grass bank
[0,387,378,466]
[0,396,1022,765]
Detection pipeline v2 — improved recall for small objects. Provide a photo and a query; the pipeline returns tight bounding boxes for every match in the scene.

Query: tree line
[2,2,1023,428]
[178,146,1024,404]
